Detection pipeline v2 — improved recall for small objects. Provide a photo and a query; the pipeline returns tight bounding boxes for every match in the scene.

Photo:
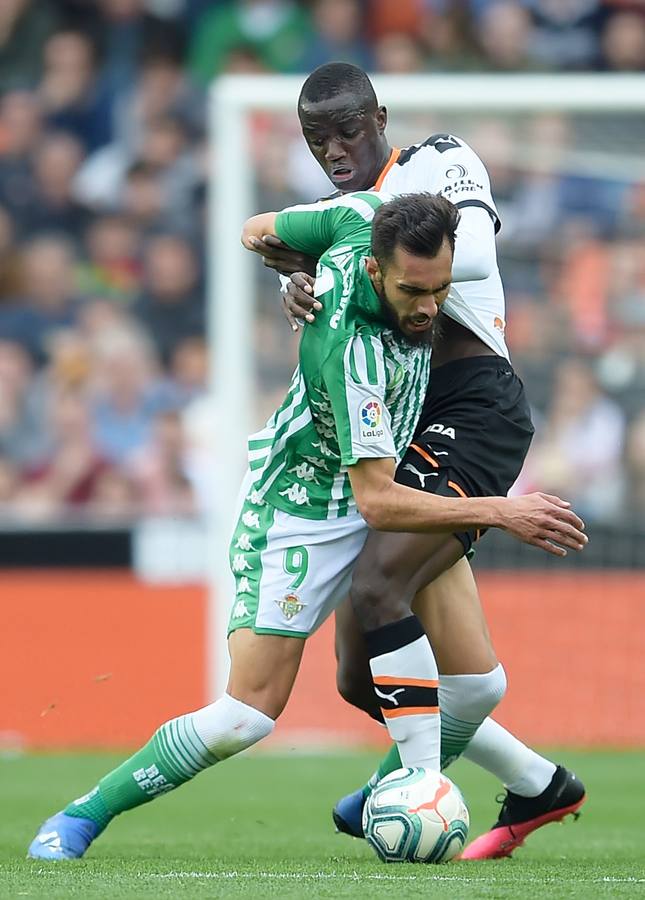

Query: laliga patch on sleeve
[358,397,386,444]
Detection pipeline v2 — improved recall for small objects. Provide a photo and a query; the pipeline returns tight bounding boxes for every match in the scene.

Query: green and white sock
[440,710,482,770]
[439,667,507,769]
[65,715,218,828]
[362,744,401,798]
[65,694,275,830]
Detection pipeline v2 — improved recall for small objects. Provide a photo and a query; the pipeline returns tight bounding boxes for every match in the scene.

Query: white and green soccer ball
[362,767,469,864]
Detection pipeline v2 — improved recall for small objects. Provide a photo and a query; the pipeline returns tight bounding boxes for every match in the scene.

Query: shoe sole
[460,793,586,860]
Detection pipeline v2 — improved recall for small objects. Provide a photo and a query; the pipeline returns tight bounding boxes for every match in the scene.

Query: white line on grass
[146,872,645,884]
[151,872,478,882]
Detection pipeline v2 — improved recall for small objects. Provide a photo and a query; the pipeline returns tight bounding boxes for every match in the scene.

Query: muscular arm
[280,204,499,328]
[349,457,499,532]
[347,456,587,556]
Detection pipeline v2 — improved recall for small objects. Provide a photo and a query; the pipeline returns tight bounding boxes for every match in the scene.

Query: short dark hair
[371,193,460,268]
[298,63,377,110]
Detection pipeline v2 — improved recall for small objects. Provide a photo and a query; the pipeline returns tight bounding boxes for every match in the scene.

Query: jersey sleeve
[321,332,396,467]
[274,193,381,258]
[422,135,501,233]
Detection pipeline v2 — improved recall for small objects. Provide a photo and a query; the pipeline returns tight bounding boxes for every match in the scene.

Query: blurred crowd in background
[0,0,644,529]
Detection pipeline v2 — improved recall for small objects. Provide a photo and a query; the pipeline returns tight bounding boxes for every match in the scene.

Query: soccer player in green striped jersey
[28,191,586,860]
[243,190,433,525]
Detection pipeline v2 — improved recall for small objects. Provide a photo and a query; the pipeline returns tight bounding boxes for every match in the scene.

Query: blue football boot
[332,787,366,838]
[28,812,100,860]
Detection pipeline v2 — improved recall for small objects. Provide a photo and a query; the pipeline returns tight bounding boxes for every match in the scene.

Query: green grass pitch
[1,749,644,898]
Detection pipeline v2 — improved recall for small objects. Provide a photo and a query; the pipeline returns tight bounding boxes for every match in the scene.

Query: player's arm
[241,204,328,329]
[243,194,380,261]
[278,205,497,327]
[323,334,586,557]
[245,193,363,276]
[347,457,587,557]
[241,212,278,250]
[242,214,318,277]
[451,205,496,283]
[242,200,335,260]
[423,136,500,283]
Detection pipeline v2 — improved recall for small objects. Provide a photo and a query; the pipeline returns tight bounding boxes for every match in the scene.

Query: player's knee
[350,567,411,632]
[227,629,303,719]
[353,544,409,588]
[190,693,275,760]
[439,664,507,723]
[476,663,507,715]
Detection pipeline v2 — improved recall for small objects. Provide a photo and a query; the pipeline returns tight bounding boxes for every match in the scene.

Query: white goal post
[207,73,645,700]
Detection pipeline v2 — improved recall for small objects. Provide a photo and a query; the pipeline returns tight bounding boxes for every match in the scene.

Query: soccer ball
[362,767,469,863]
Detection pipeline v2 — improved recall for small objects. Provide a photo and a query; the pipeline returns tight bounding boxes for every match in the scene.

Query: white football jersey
[375,134,509,360]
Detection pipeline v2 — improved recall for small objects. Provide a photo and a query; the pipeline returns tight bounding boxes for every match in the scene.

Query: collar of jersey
[373,147,401,190]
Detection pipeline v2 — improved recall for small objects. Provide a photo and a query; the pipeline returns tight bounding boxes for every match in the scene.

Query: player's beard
[376,287,435,348]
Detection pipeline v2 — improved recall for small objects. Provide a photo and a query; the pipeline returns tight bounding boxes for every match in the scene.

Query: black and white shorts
[395,355,535,553]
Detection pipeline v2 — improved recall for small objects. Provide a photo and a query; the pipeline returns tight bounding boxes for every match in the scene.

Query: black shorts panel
[395,355,534,553]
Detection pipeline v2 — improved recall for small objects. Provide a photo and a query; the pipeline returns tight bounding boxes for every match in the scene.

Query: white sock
[463,717,557,797]
[191,693,275,760]
[439,665,507,768]
[367,616,440,771]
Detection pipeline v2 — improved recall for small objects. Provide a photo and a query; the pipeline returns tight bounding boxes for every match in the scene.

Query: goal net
[207,73,645,697]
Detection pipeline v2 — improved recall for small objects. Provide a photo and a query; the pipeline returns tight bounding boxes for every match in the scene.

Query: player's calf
[348,530,471,772]
[439,666,507,768]
[335,600,386,721]
[28,693,276,860]
[362,615,441,771]
[336,662,383,721]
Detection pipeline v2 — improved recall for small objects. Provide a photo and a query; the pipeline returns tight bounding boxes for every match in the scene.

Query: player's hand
[501,493,588,557]
[282,272,321,332]
[248,234,318,277]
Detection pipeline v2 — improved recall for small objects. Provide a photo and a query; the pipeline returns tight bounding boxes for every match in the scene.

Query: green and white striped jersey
[247,191,431,520]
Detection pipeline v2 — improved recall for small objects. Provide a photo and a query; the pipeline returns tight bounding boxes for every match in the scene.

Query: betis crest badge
[276,592,305,620]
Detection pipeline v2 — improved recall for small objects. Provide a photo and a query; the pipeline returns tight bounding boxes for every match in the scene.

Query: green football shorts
[228,481,368,638]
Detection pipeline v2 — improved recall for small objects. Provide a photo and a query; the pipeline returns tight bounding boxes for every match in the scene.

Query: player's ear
[365,256,382,283]
[376,106,387,134]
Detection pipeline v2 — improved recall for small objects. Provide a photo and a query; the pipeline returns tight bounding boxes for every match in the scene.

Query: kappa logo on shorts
[236,576,251,595]
[232,553,252,573]
[232,599,250,619]
[276,592,305,621]
[359,397,385,443]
